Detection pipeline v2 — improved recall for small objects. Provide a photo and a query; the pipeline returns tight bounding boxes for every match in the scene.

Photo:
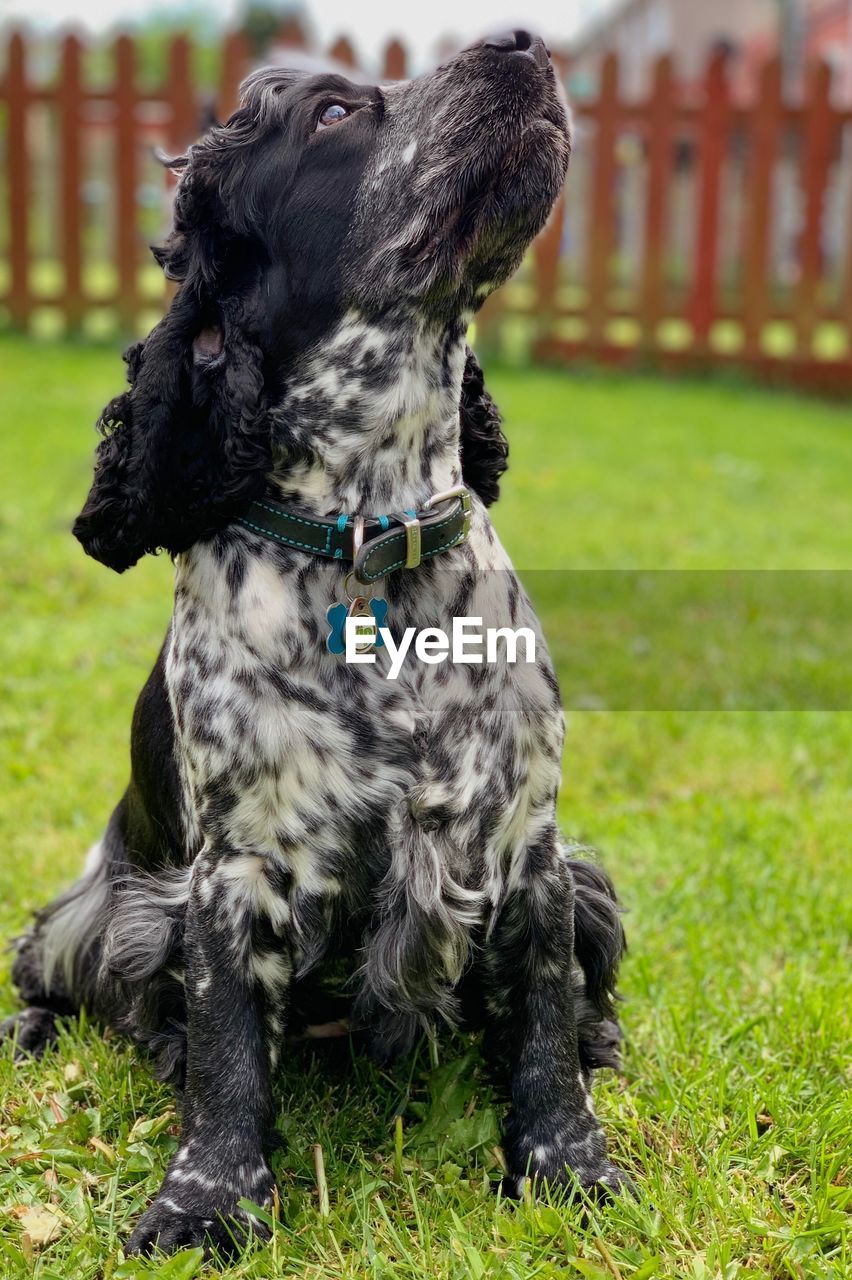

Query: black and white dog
[4,32,628,1255]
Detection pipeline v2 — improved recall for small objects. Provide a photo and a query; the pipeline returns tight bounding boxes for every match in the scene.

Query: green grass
[0,336,849,1279]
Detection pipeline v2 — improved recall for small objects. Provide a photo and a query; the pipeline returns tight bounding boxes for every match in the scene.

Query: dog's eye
[317,103,350,129]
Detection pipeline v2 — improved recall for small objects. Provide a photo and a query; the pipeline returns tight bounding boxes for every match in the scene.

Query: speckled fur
[4,35,630,1257]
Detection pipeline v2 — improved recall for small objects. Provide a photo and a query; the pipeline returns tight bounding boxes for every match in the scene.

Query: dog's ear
[459,347,508,507]
[73,141,270,573]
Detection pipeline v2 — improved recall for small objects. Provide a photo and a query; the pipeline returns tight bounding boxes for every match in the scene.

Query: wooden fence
[2,27,852,390]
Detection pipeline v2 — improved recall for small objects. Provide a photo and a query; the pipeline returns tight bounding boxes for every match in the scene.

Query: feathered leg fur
[482,834,627,1194]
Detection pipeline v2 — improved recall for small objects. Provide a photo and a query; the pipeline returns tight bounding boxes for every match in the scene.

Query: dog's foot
[503,1112,633,1202]
[127,1203,218,1257]
[501,1159,634,1201]
[0,1007,59,1059]
[126,1201,270,1258]
[126,1156,274,1258]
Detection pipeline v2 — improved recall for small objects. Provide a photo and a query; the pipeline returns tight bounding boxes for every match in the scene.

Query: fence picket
[588,53,619,348]
[641,55,673,345]
[218,31,249,120]
[846,126,852,354]
[168,35,197,154]
[6,33,29,329]
[383,40,407,81]
[797,61,835,359]
[328,36,356,68]
[276,18,306,50]
[114,36,138,330]
[690,51,729,353]
[58,35,84,330]
[532,194,565,333]
[742,58,781,360]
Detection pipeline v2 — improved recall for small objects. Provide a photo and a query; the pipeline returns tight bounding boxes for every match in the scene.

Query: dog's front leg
[127,851,289,1258]
[486,832,626,1197]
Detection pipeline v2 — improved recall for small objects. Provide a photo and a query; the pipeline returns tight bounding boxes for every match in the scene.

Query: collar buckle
[423,485,472,539]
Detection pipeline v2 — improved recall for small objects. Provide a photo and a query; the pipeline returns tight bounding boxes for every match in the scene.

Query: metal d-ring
[343,518,367,603]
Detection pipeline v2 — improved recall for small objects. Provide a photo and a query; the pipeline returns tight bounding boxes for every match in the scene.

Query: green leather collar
[237,486,471,585]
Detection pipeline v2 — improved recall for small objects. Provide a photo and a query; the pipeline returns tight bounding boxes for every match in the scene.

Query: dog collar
[237,486,472,585]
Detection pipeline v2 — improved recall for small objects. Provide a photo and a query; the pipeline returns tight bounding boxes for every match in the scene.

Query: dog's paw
[593,1162,636,1198]
[126,1155,274,1260]
[502,1113,634,1202]
[126,1194,271,1259]
[0,1007,59,1059]
[501,1158,634,1201]
[126,1201,217,1257]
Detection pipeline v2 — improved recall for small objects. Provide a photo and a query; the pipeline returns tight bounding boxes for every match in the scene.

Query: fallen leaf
[19,1206,63,1248]
[63,1061,82,1083]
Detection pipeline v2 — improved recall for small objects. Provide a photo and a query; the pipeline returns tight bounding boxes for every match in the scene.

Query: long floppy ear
[73,132,270,572]
[459,347,508,507]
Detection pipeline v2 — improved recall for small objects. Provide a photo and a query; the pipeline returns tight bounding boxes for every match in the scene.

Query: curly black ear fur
[459,347,508,507]
[73,118,271,573]
[73,293,268,573]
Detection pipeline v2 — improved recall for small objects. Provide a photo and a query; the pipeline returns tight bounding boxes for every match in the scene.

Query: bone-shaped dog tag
[326,597,388,655]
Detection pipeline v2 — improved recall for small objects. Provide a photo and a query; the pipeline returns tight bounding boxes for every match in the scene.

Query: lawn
[0,336,849,1279]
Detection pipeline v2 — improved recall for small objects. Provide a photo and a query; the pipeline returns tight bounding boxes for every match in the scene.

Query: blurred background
[1,0,852,390]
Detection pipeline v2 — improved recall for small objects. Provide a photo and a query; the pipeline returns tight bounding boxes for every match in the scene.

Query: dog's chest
[166,524,563,877]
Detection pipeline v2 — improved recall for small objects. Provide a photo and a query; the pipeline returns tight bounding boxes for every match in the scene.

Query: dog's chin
[416,115,568,275]
[498,116,571,208]
[437,119,569,306]
[460,97,569,204]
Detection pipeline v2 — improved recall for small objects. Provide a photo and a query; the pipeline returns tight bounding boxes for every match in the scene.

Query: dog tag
[326,597,388,655]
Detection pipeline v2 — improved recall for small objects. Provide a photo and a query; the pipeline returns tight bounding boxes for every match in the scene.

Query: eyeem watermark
[346,616,536,680]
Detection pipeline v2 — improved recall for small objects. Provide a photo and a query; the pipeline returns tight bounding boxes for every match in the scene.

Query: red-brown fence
[2,28,852,391]
[0,26,405,336]
[512,50,852,391]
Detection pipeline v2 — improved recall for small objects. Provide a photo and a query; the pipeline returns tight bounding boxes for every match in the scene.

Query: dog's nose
[483,30,552,69]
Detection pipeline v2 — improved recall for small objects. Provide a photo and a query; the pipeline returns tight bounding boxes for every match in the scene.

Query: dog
[3,31,628,1256]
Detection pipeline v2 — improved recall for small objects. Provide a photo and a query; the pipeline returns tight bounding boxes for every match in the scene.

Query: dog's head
[348,33,571,319]
[75,34,570,571]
